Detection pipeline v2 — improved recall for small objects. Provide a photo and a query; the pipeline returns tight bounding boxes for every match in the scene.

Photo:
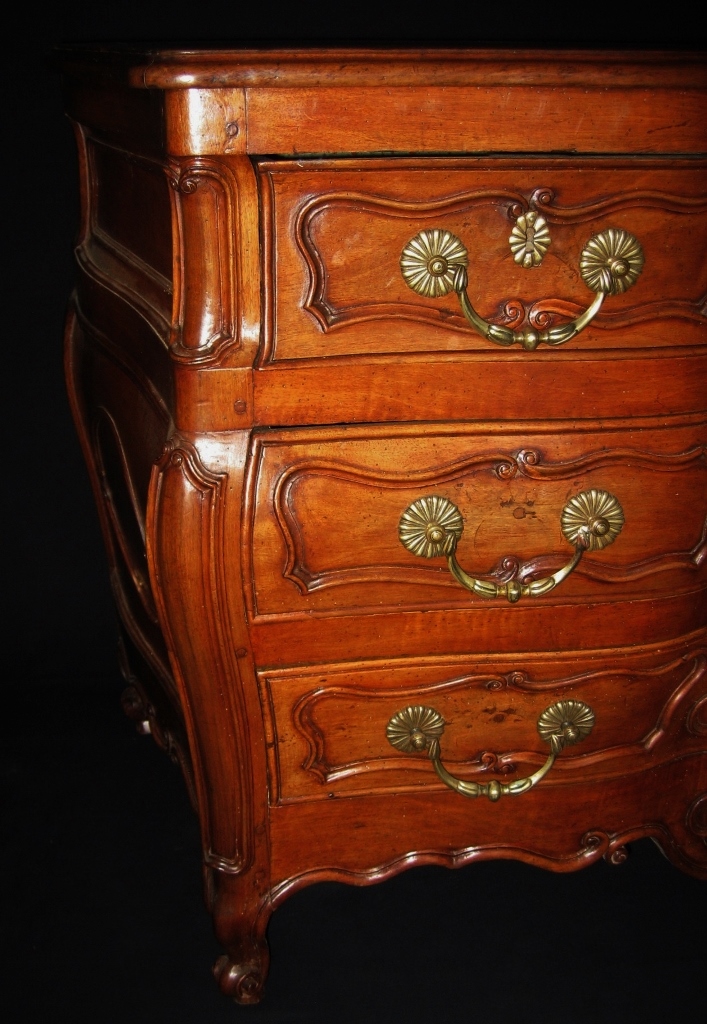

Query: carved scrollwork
[168,170,200,194]
[686,694,707,736]
[513,445,707,478]
[686,793,707,841]
[213,954,266,1005]
[579,829,660,866]
[605,844,630,866]
[478,750,518,774]
[485,670,530,691]
[530,186,707,223]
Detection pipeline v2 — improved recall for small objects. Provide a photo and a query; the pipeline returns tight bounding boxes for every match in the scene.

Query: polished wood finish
[61,48,707,1005]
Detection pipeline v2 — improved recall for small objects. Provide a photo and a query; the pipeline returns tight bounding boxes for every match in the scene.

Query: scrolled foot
[605,844,630,866]
[213,953,267,1005]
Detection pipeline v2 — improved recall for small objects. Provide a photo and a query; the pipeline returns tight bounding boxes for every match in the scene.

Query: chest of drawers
[61,48,707,1003]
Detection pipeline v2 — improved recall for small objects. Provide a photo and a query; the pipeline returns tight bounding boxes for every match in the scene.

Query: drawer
[258,640,707,804]
[245,420,707,625]
[259,158,707,363]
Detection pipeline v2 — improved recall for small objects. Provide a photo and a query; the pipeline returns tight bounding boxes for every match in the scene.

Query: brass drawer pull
[399,489,623,603]
[400,227,644,350]
[386,700,595,801]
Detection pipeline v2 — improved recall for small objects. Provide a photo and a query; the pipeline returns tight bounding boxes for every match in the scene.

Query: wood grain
[61,47,707,1004]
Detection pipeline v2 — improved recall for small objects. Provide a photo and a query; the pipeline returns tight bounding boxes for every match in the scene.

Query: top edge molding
[57,46,707,90]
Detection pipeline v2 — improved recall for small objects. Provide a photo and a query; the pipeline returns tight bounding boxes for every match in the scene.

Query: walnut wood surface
[61,47,707,1005]
[262,160,707,361]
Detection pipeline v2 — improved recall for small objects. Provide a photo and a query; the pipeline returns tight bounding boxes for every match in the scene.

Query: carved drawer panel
[259,159,707,363]
[258,641,707,805]
[245,420,707,625]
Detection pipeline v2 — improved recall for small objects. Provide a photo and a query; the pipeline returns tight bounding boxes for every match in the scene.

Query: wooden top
[61,47,707,157]
[59,46,707,90]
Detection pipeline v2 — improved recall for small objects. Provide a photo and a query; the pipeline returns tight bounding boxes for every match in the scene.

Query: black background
[3,4,707,1022]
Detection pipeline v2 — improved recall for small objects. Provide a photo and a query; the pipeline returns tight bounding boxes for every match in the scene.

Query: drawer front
[259,158,707,364]
[245,420,707,624]
[259,641,707,804]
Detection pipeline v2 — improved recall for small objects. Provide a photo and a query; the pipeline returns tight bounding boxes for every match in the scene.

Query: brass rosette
[386,705,446,754]
[560,489,625,552]
[579,228,645,295]
[398,495,464,558]
[537,700,595,752]
[399,229,468,298]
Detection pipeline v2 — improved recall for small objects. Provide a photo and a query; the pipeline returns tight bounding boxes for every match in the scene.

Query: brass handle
[386,700,595,801]
[399,489,624,603]
[400,227,644,350]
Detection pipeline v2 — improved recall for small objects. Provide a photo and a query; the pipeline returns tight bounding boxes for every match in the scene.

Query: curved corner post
[147,430,273,998]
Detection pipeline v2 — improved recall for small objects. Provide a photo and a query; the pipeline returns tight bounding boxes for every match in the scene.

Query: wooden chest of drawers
[61,48,707,1003]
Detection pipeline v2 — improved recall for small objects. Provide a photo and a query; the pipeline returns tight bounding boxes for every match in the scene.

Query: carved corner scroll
[270,444,707,597]
[295,186,707,336]
[167,157,260,365]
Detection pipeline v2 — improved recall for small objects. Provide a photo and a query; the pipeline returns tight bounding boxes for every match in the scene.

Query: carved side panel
[64,303,177,709]
[259,648,707,804]
[168,156,260,365]
[74,130,173,346]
